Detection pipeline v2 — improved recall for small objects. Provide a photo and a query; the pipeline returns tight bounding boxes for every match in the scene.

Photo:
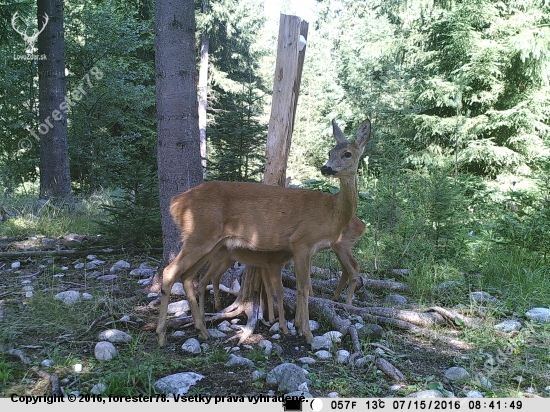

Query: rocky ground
[1,235,549,398]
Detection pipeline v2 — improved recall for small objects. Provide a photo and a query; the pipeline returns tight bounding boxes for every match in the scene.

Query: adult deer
[156,119,370,346]
[197,215,366,334]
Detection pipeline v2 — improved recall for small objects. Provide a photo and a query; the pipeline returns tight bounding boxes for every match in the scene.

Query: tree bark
[37,0,73,204]
[198,0,209,179]
[154,0,203,274]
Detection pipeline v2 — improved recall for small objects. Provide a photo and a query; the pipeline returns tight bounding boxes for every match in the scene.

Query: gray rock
[311,336,332,351]
[207,329,227,338]
[391,269,409,276]
[171,282,185,295]
[86,262,98,270]
[94,341,117,361]
[494,320,522,333]
[87,255,97,260]
[266,363,310,393]
[444,366,470,381]
[272,333,281,340]
[285,390,313,398]
[154,372,204,396]
[385,293,408,306]
[172,331,186,338]
[181,338,201,354]
[137,278,151,285]
[435,280,462,291]
[98,329,132,343]
[470,291,498,303]
[167,300,190,315]
[327,392,340,398]
[336,349,350,364]
[110,260,131,273]
[323,331,343,343]
[41,359,54,367]
[525,307,550,323]
[465,390,484,398]
[130,268,155,278]
[406,390,443,398]
[11,261,21,269]
[252,370,265,381]
[258,340,273,356]
[225,354,254,368]
[218,322,233,333]
[74,263,85,270]
[299,357,316,365]
[82,293,93,300]
[90,383,107,394]
[309,320,320,331]
[54,290,81,306]
[314,350,332,360]
[357,324,384,341]
[86,271,102,280]
[272,343,283,356]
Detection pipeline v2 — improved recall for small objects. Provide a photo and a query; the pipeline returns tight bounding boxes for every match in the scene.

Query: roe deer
[156,119,370,346]
[197,215,366,334]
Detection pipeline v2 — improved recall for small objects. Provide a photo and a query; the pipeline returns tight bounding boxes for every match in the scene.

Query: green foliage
[96,162,161,248]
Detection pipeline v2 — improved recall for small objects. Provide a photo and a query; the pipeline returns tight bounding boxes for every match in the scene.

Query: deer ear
[355,119,371,150]
[332,119,348,144]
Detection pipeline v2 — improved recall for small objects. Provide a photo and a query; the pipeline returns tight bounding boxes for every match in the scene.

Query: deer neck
[334,174,358,227]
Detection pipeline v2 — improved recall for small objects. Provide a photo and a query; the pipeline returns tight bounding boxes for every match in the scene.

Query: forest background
[1,0,550,317]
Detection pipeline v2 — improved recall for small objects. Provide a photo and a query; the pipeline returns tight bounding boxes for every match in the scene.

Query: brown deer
[197,215,366,334]
[156,119,370,346]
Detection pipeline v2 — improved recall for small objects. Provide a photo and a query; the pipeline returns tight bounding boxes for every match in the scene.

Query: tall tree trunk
[37,0,73,204]
[155,0,203,272]
[198,0,209,179]
[232,15,308,340]
[198,33,209,179]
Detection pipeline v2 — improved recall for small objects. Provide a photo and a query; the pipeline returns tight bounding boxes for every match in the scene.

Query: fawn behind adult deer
[156,119,370,346]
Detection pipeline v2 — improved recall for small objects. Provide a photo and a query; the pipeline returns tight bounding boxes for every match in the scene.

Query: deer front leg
[292,249,313,344]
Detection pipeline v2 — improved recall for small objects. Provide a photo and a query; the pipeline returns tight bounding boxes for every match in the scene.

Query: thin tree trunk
[154,0,203,276]
[198,33,209,179]
[37,0,73,204]
[234,15,308,340]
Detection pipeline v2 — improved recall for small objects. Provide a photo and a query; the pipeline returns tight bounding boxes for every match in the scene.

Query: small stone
[147,292,158,298]
[85,262,97,269]
[94,341,117,361]
[435,280,462,291]
[269,323,281,333]
[172,331,186,337]
[314,350,332,360]
[167,300,190,315]
[272,343,283,356]
[494,320,522,333]
[25,291,33,298]
[258,340,273,356]
[207,329,227,338]
[336,349,350,364]
[385,293,408,305]
[129,268,155,278]
[357,323,384,340]
[391,269,409,276]
[74,263,85,270]
[11,261,21,269]
[181,338,201,354]
[444,366,470,381]
[465,390,484,398]
[171,282,185,295]
[272,333,281,340]
[41,359,54,367]
[90,383,107,394]
[73,364,83,372]
[225,355,254,368]
[218,323,233,333]
[470,291,498,303]
[323,331,343,343]
[311,336,332,351]
[252,370,265,381]
[299,357,316,365]
[525,308,550,323]
[98,329,132,343]
[82,293,93,300]
[154,372,204,396]
[87,255,97,260]
[110,260,131,273]
[309,320,319,331]
[138,278,152,285]
[54,290,81,306]
[86,271,102,279]
[327,392,340,398]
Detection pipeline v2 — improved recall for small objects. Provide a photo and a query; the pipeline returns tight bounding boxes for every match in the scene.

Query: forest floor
[1,236,549,399]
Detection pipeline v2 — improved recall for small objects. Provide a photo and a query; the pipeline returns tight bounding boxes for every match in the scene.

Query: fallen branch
[0,345,31,364]
[376,357,406,381]
[425,306,479,328]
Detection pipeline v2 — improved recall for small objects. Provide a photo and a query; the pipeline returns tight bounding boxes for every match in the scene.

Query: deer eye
[344,152,352,158]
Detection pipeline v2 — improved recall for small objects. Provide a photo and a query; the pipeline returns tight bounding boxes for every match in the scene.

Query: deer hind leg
[264,263,289,334]
[156,243,218,346]
[331,241,360,305]
[198,254,233,321]
[292,247,314,344]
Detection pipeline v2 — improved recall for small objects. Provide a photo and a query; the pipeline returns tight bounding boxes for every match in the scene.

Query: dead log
[0,247,162,259]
